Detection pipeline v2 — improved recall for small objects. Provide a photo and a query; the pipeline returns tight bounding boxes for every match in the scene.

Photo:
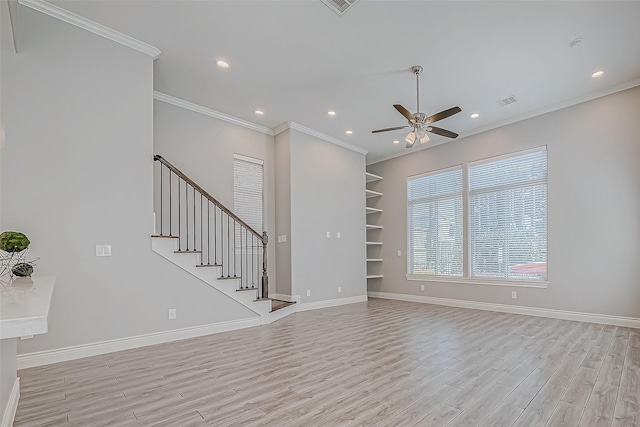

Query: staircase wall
[0,5,257,357]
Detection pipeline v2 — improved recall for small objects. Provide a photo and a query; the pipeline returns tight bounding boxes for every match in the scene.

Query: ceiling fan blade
[371,125,410,134]
[427,126,459,139]
[405,139,416,149]
[393,104,415,122]
[426,106,462,124]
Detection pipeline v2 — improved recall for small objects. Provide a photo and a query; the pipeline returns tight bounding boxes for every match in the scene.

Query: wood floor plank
[447,383,514,426]
[480,403,524,427]
[579,381,619,426]
[563,366,599,407]
[547,401,585,427]
[612,400,640,427]
[511,382,567,427]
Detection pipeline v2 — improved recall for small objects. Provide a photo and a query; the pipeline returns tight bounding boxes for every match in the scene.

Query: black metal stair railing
[153,155,268,299]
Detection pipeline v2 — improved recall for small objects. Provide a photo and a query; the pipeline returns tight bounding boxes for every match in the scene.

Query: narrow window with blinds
[408,166,463,276]
[469,147,547,281]
[233,154,264,239]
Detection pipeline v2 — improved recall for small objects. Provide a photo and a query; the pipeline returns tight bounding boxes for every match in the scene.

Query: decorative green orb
[12,263,34,277]
[0,231,30,252]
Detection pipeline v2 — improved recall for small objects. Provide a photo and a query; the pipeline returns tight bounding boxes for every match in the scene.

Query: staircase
[152,155,296,324]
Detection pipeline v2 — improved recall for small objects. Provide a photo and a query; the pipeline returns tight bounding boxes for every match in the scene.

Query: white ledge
[18,0,161,59]
[406,274,548,289]
[1,276,55,339]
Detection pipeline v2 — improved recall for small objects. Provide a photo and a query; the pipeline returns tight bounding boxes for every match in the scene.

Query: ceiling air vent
[321,0,359,16]
[495,95,518,107]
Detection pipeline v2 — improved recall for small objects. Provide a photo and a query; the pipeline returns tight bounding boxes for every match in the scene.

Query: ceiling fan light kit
[372,65,461,148]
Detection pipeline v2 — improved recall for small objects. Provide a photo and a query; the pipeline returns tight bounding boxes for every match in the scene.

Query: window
[233,154,263,235]
[407,146,548,284]
[469,147,547,281]
[408,166,463,276]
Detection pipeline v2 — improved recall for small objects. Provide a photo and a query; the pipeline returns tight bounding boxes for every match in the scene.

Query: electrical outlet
[511,291,517,299]
[421,284,425,291]
[338,286,342,293]
[337,232,341,238]
[397,250,402,257]
[306,290,311,297]
[168,308,176,319]
[326,231,331,238]
[281,235,287,242]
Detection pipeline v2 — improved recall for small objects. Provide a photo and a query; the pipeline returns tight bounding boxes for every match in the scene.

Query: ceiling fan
[372,65,462,148]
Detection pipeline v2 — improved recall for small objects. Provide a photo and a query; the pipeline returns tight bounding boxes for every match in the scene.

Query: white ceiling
[52,1,640,163]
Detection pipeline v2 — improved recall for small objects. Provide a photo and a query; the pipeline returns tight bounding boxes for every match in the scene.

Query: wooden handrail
[154,155,262,239]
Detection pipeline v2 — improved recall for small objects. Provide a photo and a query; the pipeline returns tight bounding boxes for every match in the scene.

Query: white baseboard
[1,378,19,427]
[17,317,260,370]
[298,295,368,312]
[368,291,640,329]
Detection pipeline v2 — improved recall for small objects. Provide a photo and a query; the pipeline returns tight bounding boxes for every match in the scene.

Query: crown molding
[18,0,161,59]
[275,122,368,155]
[3,1,18,53]
[153,92,274,136]
[368,79,640,166]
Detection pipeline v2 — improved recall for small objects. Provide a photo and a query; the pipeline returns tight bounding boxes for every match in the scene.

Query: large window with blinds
[408,166,463,276]
[469,147,547,281]
[407,146,547,283]
[233,154,263,236]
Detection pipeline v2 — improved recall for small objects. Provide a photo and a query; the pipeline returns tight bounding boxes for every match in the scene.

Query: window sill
[406,274,549,289]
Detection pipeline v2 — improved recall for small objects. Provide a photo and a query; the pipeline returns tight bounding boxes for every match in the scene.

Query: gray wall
[0,338,16,423]
[367,86,640,318]
[274,130,292,296]
[289,129,367,302]
[1,6,255,355]
[153,101,277,292]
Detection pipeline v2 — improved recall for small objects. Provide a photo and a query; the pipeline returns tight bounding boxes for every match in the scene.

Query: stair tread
[196,264,222,268]
[271,300,296,312]
[218,276,240,280]
[236,287,257,292]
[151,235,179,239]
[174,250,202,253]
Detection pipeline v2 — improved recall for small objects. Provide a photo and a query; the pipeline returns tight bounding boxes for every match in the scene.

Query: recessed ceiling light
[327,110,336,116]
[345,130,353,135]
[471,113,480,119]
[591,70,604,78]
[393,140,400,144]
[254,110,264,116]
[216,60,229,69]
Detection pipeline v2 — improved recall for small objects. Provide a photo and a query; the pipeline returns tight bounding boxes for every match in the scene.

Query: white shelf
[366,275,383,279]
[366,241,383,246]
[366,224,383,230]
[366,207,382,215]
[366,189,383,198]
[366,258,383,262]
[365,172,383,182]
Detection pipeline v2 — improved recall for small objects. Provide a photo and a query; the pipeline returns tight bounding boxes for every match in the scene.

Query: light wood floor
[15,298,640,426]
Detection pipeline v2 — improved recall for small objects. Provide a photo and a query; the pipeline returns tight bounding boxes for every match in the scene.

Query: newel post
[261,231,269,299]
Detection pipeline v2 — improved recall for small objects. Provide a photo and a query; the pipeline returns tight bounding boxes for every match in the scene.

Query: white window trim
[406,274,549,289]
[234,153,264,166]
[406,145,548,286]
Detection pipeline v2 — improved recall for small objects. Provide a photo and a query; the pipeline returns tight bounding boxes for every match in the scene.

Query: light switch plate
[96,245,111,257]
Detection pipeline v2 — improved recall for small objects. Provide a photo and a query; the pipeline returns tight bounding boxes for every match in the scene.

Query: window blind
[469,147,547,281]
[408,167,463,276]
[233,155,263,236]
